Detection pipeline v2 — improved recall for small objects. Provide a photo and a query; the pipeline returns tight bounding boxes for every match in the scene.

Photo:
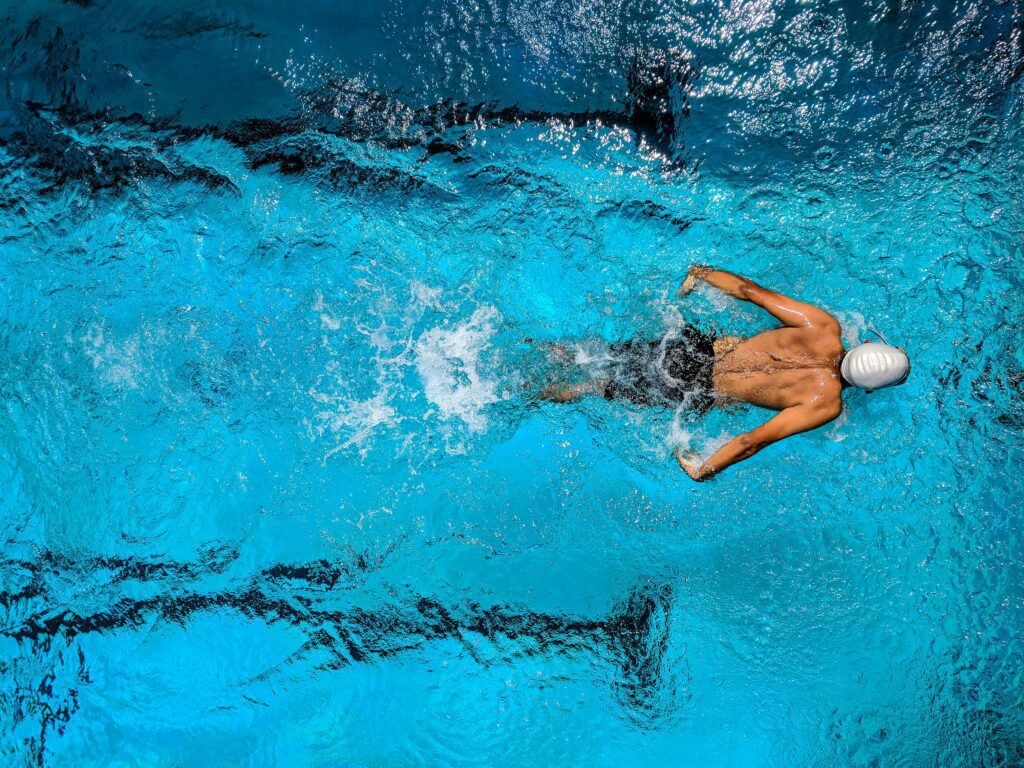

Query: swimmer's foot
[539,379,608,403]
[522,338,575,365]
[539,382,586,403]
[543,342,575,365]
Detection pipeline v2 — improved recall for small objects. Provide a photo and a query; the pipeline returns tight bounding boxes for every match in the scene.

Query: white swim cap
[841,343,910,390]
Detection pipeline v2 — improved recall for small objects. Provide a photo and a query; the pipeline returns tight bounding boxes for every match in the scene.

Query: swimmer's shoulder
[791,320,844,356]
[807,378,844,421]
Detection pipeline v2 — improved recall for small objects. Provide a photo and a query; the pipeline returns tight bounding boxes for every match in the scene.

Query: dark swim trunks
[604,325,717,413]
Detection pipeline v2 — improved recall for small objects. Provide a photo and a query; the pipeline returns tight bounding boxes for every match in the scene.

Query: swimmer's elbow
[737,281,757,301]
[820,315,842,334]
[736,433,767,459]
[807,401,842,426]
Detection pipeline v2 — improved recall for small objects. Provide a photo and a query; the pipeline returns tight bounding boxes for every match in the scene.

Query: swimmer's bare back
[674,266,844,481]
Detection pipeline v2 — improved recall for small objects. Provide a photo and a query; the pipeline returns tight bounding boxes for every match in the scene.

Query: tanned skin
[672,265,845,481]
[542,265,846,480]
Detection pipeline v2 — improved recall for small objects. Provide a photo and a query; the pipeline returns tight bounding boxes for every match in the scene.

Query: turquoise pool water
[1,1,1023,765]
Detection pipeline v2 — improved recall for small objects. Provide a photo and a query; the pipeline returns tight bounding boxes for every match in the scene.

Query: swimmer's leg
[543,342,575,365]
[539,379,609,403]
[523,338,575,364]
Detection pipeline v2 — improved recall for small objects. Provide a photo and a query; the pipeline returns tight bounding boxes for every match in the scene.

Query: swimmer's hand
[674,449,708,482]
[677,264,713,297]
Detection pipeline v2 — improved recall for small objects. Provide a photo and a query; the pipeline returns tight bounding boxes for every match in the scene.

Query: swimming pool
[1,0,1022,765]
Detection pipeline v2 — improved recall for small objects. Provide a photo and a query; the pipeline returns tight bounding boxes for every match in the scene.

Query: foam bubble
[571,339,614,366]
[833,310,867,347]
[81,323,142,389]
[694,282,734,312]
[415,306,503,433]
[824,403,850,442]
[310,391,398,460]
[313,291,342,331]
[667,406,696,452]
[409,281,443,310]
[658,299,688,332]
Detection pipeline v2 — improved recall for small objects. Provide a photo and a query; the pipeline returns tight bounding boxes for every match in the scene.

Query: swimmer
[541,265,910,481]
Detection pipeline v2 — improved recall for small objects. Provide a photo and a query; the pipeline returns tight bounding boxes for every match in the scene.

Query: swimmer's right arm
[678,266,838,329]
[674,400,841,480]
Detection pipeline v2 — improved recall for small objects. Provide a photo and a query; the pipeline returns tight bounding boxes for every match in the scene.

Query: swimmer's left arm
[674,403,840,481]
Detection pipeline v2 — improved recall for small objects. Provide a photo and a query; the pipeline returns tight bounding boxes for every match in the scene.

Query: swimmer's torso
[712,326,845,411]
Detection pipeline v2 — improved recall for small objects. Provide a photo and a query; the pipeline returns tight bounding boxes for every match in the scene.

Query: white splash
[415,305,502,432]
[694,281,734,313]
[409,280,443,311]
[81,323,142,389]
[313,291,341,331]
[834,310,868,348]
[667,406,696,452]
[571,339,614,367]
[825,403,850,442]
[310,390,398,460]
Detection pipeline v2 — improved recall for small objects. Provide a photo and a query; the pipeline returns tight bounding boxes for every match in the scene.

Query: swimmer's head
[840,341,910,391]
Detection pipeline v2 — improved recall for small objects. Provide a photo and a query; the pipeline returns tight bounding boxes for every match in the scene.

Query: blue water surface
[1,1,1023,765]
